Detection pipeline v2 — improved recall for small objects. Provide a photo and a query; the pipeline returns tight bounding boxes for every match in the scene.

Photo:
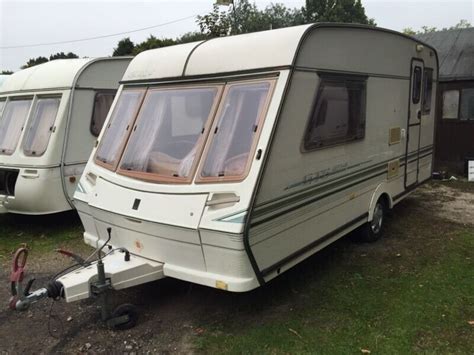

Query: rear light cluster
[0,169,19,196]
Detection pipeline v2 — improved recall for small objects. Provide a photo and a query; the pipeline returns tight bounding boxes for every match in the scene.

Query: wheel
[110,303,138,330]
[356,198,387,243]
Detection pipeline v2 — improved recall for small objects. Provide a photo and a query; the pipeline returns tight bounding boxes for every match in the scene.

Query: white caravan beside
[68,23,438,298]
[0,58,131,214]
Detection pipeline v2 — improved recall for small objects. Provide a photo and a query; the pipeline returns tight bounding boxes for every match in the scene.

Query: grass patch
[0,211,84,267]
[194,193,474,353]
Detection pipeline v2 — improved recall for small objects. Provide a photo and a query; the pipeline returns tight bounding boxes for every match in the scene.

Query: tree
[402,19,472,36]
[113,37,135,56]
[21,56,49,69]
[49,52,79,60]
[1,70,13,75]
[197,0,374,37]
[448,19,471,29]
[132,35,177,55]
[177,31,209,44]
[304,0,375,25]
[197,3,233,37]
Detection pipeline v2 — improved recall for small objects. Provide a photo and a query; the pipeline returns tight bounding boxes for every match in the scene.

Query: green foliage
[304,0,375,25]
[113,37,135,56]
[197,3,233,37]
[132,35,177,55]
[403,19,472,35]
[197,0,374,38]
[21,56,49,69]
[49,52,79,60]
[21,52,79,69]
[177,31,208,44]
[1,70,13,75]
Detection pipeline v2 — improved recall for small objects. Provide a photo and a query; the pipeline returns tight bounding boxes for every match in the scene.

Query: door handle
[206,193,240,207]
[417,110,421,120]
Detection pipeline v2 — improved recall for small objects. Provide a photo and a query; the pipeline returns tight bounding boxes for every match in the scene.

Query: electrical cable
[0,13,201,49]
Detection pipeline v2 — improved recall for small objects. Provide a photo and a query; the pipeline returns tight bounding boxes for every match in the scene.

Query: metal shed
[418,28,474,173]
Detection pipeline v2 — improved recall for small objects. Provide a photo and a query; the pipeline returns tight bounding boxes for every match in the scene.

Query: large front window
[118,86,220,182]
[95,78,275,184]
[0,98,32,155]
[23,97,61,156]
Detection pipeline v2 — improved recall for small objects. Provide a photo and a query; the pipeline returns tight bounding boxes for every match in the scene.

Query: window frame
[22,94,62,157]
[116,83,225,184]
[0,96,34,156]
[421,68,434,115]
[90,90,117,137]
[302,73,367,153]
[195,78,276,184]
[94,88,147,172]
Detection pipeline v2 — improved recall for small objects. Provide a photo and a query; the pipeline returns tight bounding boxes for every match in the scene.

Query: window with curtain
[199,81,273,180]
[0,98,32,155]
[118,86,219,181]
[23,97,61,156]
[95,89,145,169]
[90,91,116,137]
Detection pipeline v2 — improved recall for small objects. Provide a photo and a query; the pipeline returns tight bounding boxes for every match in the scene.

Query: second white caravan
[0,58,131,214]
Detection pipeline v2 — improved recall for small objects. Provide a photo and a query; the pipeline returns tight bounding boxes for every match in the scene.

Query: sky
[0,0,473,71]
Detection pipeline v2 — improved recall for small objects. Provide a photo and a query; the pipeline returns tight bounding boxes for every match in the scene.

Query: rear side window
[303,75,366,151]
[422,68,433,114]
[90,91,116,137]
[0,98,32,155]
[23,97,61,156]
[412,66,422,104]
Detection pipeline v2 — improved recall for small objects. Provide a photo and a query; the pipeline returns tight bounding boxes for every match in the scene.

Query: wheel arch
[368,182,393,221]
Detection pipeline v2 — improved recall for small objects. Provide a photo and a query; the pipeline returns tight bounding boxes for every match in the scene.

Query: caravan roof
[123,23,437,84]
[0,58,128,94]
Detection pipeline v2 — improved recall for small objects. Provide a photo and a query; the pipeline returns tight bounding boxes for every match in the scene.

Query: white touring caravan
[10,24,437,328]
[0,58,131,214]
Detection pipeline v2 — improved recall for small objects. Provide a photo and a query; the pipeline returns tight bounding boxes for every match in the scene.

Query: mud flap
[57,251,164,302]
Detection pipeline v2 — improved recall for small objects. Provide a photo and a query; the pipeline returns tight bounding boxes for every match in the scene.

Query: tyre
[357,198,387,243]
[110,303,138,330]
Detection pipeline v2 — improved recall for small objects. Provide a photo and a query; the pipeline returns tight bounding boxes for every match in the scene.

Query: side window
[412,66,422,104]
[460,88,474,120]
[303,75,366,151]
[422,68,433,114]
[23,97,61,156]
[442,90,459,119]
[90,91,116,137]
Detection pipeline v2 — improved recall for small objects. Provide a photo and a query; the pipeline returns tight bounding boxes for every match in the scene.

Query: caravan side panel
[247,27,437,283]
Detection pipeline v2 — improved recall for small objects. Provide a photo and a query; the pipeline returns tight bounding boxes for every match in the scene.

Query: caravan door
[405,59,424,188]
